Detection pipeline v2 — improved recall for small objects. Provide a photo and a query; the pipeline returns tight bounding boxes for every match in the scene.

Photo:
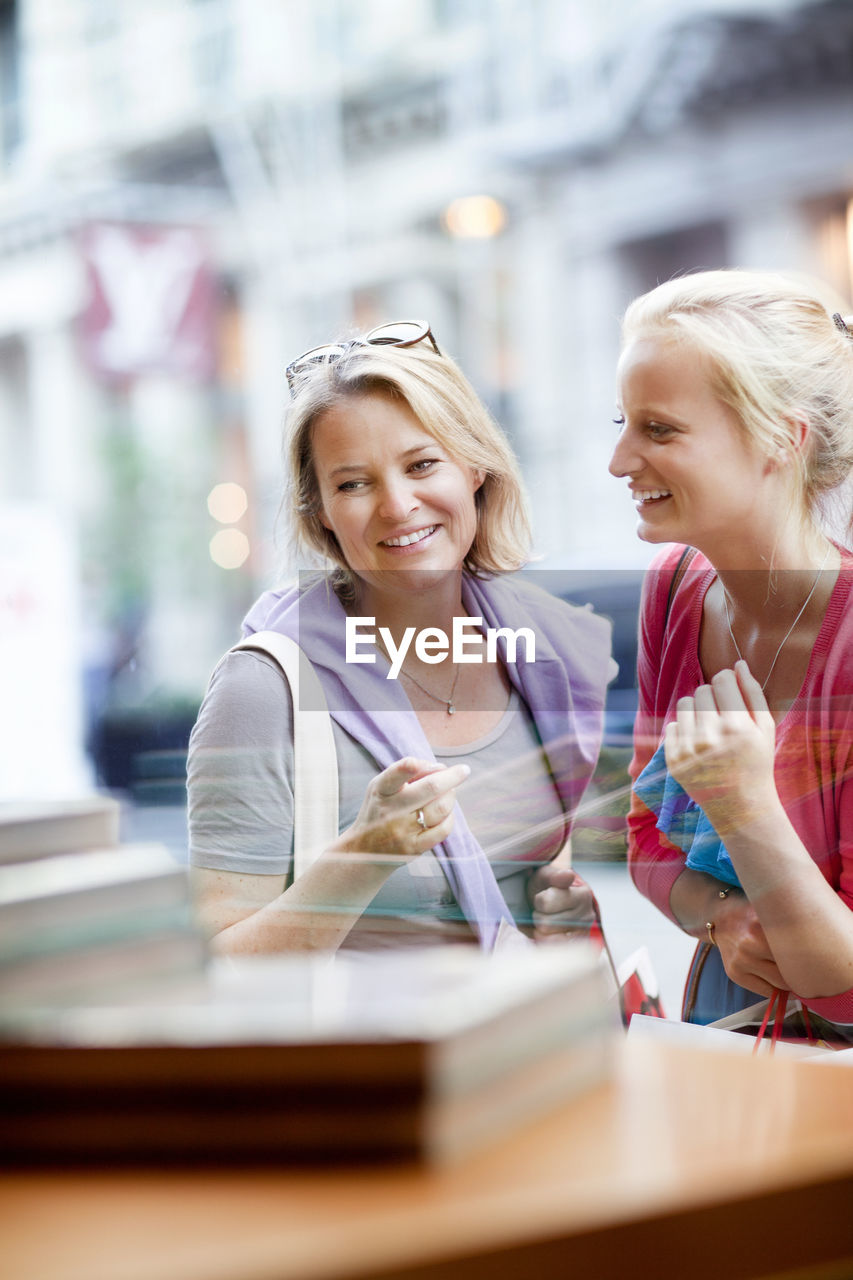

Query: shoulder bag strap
[660,545,703,1020]
[663,545,697,632]
[232,631,339,882]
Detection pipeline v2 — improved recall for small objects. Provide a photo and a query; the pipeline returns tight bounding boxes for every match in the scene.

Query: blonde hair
[283,339,531,587]
[621,269,853,530]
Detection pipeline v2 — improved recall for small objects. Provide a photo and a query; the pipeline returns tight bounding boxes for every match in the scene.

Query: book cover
[0,797,121,863]
[0,841,206,1010]
[0,843,192,961]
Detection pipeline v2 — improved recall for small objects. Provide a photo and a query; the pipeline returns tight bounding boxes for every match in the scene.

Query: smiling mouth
[380,525,437,548]
[634,489,672,504]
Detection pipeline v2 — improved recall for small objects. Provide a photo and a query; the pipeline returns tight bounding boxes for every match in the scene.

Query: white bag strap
[232,631,339,881]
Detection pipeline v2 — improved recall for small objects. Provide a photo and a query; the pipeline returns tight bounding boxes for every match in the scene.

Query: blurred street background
[2,0,852,999]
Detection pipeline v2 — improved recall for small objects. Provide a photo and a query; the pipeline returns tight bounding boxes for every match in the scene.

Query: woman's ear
[788,414,810,455]
[319,509,332,530]
[768,415,809,471]
[471,467,486,492]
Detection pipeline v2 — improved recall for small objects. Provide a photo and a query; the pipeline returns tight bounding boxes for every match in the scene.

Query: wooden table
[2,1038,852,1280]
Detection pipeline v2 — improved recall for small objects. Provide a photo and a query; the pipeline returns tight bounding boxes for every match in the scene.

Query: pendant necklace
[721,542,832,691]
[377,637,461,715]
[399,661,461,715]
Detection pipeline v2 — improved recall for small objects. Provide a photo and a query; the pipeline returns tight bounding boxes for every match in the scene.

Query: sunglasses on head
[285,320,441,392]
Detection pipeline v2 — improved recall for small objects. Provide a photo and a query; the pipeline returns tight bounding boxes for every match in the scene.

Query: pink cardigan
[628,543,853,1025]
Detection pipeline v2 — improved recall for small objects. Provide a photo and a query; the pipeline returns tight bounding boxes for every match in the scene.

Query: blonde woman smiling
[189,322,615,955]
[611,271,853,1036]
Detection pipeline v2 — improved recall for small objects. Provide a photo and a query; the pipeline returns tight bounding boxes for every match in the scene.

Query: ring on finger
[415,809,427,831]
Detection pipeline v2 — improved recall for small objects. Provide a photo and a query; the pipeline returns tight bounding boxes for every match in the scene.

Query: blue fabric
[242,572,614,951]
[633,743,742,889]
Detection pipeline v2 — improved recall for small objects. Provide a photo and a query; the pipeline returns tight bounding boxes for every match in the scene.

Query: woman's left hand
[664,661,778,835]
[529,864,597,943]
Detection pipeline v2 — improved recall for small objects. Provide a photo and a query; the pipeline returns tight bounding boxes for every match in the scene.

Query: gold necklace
[721,543,831,691]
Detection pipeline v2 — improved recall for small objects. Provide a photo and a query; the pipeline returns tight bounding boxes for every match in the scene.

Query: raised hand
[336,757,470,860]
[664,660,778,836]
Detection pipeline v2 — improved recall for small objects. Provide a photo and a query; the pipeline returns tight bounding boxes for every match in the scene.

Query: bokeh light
[209,528,250,569]
[443,195,507,240]
[207,482,248,524]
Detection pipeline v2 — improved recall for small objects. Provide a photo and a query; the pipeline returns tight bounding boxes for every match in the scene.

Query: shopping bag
[617,946,666,1025]
[710,989,849,1055]
[629,988,846,1059]
[627,1011,827,1059]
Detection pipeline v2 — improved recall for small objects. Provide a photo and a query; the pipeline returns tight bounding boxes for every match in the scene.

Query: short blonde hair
[283,339,532,584]
[622,269,853,527]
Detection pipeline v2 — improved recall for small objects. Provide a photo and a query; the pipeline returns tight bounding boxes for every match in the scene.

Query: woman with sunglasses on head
[188,322,615,956]
[610,270,853,1037]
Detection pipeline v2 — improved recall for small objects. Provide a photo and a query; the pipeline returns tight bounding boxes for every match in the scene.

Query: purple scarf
[243,572,612,949]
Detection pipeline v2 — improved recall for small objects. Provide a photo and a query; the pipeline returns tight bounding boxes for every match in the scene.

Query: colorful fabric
[633,742,741,888]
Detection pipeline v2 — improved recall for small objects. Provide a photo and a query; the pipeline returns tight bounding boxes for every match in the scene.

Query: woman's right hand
[335,757,470,861]
[711,893,787,997]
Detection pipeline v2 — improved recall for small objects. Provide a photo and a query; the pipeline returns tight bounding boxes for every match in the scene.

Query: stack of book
[0,797,207,1012]
[0,795,121,862]
[0,943,618,1166]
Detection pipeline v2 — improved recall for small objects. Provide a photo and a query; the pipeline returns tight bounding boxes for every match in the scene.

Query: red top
[628,542,853,1024]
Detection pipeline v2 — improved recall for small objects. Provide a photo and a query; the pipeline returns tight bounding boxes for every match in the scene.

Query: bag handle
[752,988,817,1055]
[663,545,697,631]
[232,631,339,882]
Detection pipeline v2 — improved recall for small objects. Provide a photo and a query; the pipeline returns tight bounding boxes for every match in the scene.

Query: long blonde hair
[283,339,532,587]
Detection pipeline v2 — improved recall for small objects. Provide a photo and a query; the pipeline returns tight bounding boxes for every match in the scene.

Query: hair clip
[831,312,851,337]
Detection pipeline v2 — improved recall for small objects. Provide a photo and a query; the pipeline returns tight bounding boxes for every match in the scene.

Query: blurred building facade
[0,0,851,793]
